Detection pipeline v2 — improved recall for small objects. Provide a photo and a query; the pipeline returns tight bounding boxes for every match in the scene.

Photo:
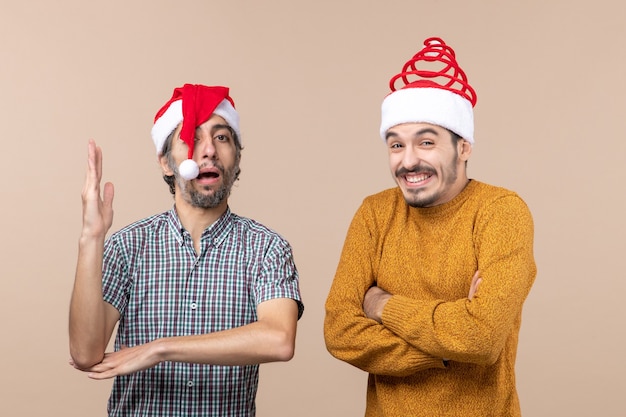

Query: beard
[170,158,239,209]
[396,160,458,208]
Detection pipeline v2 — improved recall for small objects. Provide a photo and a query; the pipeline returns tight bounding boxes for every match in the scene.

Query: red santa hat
[151,84,241,180]
[380,37,477,144]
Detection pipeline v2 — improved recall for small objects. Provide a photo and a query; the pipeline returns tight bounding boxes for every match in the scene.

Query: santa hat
[380,37,477,144]
[151,84,241,180]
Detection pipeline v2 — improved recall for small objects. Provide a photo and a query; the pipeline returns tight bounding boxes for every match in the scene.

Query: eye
[388,142,403,149]
[214,133,232,143]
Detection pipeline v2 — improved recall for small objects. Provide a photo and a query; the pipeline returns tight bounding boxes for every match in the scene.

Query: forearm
[155,318,296,366]
[324,314,445,376]
[69,234,116,368]
[325,286,445,376]
[80,298,299,380]
[382,296,499,364]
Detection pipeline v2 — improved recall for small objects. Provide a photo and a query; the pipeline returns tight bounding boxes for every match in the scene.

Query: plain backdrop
[1,1,625,416]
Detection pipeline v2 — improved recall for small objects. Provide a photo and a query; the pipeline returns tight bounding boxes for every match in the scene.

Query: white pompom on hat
[151,84,241,180]
[380,37,477,144]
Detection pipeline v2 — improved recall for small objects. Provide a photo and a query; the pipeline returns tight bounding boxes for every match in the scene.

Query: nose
[195,135,217,161]
[402,145,421,169]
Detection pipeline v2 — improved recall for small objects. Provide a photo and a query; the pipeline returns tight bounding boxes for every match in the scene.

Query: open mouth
[197,171,219,180]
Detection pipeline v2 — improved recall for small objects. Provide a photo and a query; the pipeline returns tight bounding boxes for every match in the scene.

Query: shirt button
[187,380,194,387]
[190,302,197,310]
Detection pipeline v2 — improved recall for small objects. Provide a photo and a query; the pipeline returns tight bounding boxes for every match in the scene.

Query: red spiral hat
[380,37,477,143]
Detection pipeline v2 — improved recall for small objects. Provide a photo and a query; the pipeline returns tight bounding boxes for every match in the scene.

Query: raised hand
[69,140,119,369]
[81,139,114,238]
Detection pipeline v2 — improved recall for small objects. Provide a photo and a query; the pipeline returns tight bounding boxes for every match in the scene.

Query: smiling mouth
[404,173,432,184]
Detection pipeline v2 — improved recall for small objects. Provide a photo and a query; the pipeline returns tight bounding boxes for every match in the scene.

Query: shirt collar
[165,205,234,247]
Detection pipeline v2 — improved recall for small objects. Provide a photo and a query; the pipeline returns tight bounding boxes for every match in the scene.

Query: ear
[459,139,472,162]
[159,154,174,176]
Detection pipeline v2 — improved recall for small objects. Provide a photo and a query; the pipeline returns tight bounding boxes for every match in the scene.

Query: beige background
[1,1,624,416]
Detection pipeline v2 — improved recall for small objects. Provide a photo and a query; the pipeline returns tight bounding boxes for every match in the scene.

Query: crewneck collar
[407,179,477,218]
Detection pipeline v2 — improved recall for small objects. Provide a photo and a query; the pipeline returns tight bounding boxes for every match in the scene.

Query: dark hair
[161,130,177,195]
[161,128,243,195]
[449,130,462,145]
[448,130,468,167]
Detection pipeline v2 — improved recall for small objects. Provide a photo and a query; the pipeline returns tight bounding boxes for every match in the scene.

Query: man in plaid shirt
[69,84,304,416]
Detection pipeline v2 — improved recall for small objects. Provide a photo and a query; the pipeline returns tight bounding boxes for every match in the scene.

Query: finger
[94,142,103,184]
[84,140,101,195]
[470,270,480,288]
[87,370,117,380]
[468,271,482,299]
[87,139,100,180]
[103,181,115,211]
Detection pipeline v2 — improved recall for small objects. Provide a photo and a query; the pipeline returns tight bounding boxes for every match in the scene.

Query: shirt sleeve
[255,236,304,319]
[101,233,131,314]
[381,195,537,365]
[324,202,446,377]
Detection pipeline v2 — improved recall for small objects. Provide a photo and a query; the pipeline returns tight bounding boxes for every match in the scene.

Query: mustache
[395,164,436,177]
[198,161,224,174]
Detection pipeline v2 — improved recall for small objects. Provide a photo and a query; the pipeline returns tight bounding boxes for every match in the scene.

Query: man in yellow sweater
[324,37,537,416]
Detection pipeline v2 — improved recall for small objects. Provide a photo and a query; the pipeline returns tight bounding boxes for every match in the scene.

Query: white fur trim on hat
[213,99,241,145]
[380,87,474,144]
[151,99,182,155]
[150,98,242,155]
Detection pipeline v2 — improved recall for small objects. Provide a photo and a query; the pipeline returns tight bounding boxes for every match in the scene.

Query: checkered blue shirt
[101,207,303,417]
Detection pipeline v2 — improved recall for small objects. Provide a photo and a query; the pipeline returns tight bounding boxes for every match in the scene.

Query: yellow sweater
[324,180,536,417]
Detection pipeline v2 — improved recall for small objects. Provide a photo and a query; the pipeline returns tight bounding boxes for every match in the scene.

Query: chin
[403,191,437,208]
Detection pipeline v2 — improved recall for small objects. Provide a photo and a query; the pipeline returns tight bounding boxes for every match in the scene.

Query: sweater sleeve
[381,194,537,365]
[324,201,445,376]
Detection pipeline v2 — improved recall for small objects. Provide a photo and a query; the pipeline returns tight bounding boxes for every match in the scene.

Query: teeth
[406,174,430,183]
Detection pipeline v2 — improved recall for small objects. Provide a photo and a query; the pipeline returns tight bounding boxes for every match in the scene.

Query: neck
[174,195,228,250]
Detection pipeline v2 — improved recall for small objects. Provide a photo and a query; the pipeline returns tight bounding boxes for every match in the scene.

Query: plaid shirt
[101,207,303,417]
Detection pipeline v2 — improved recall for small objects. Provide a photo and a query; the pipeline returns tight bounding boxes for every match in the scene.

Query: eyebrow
[211,124,234,133]
[385,127,439,141]
[195,124,234,136]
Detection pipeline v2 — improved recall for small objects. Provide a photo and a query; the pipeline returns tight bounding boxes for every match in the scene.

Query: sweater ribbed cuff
[402,350,448,372]
[382,295,446,370]
[382,295,435,342]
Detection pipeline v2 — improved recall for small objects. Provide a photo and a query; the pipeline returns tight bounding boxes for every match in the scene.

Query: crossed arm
[69,140,299,380]
[363,271,482,323]
[324,264,482,377]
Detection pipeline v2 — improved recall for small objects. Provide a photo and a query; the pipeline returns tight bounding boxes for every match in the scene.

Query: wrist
[150,338,169,363]
[79,231,106,244]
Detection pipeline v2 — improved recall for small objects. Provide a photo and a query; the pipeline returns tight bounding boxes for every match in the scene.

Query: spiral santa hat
[380,37,477,143]
[151,84,241,180]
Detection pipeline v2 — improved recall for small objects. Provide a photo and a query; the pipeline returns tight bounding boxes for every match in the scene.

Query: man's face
[386,122,471,208]
[162,114,240,209]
